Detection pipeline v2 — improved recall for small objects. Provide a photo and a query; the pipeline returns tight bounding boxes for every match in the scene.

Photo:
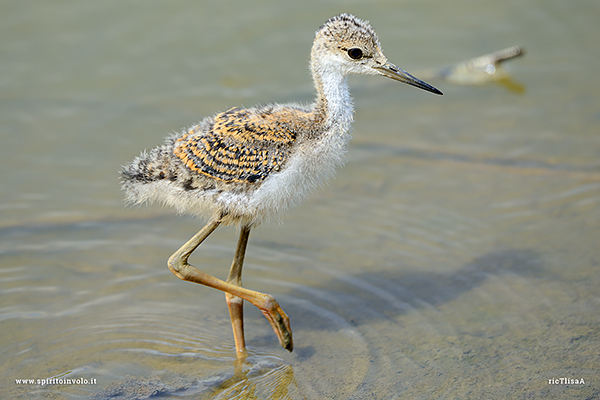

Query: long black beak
[374,62,443,95]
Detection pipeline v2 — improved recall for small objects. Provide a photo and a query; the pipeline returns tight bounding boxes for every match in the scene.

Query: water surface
[1,1,599,399]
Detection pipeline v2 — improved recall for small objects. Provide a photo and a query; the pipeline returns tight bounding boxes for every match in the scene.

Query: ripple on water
[5,300,295,398]
[0,216,372,399]
[3,263,373,400]
[3,170,598,398]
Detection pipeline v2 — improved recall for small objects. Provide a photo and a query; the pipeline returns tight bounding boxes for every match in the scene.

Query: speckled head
[312,13,442,95]
[315,14,382,59]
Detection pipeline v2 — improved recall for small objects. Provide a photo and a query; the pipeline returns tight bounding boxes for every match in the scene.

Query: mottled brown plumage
[120,13,441,358]
[173,107,300,183]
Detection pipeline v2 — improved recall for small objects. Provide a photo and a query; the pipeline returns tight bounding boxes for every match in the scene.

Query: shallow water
[2,1,599,399]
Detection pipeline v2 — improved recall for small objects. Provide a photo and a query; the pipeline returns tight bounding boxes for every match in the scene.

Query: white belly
[217,127,351,225]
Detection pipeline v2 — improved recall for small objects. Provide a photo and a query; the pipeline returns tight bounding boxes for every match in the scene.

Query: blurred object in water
[423,46,525,93]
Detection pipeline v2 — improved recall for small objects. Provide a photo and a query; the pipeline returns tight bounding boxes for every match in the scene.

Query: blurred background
[1,1,598,398]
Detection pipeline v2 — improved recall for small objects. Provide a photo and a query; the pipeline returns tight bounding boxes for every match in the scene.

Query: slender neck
[310,57,354,134]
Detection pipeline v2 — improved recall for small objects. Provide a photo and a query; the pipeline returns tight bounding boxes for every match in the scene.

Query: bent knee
[167,255,185,279]
[261,294,279,312]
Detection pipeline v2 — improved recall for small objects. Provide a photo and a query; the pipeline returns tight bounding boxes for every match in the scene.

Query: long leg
[225,225,251,357]
[167,217,293,352]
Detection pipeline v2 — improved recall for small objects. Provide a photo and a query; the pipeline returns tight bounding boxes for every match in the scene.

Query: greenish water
[1,1,599,399]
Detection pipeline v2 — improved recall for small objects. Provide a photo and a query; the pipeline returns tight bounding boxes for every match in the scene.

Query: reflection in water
[89,357,298,399]
[216,360,298,400]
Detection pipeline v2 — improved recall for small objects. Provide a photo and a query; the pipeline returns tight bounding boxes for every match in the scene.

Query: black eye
[347,48,363,60]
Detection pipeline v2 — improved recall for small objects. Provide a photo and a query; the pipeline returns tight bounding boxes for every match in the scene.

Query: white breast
[213,72,355,225]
